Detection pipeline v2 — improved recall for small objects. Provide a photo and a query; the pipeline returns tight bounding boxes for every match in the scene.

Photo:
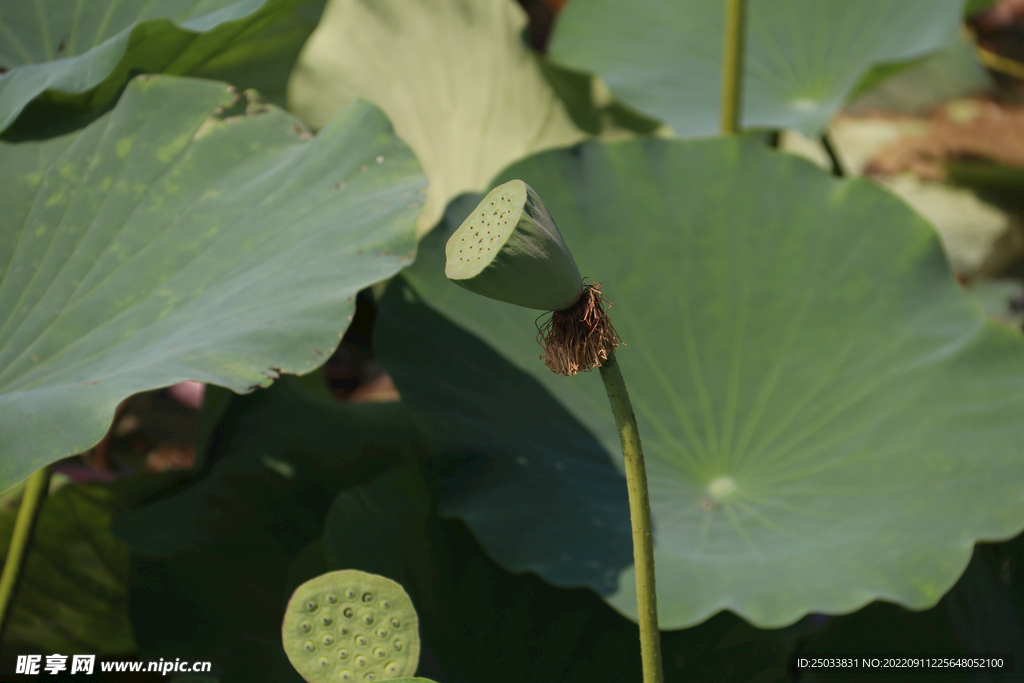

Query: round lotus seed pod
[445,179,583,311]
[282,570,420,683]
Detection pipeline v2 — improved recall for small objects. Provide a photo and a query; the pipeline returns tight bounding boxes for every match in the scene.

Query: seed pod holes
[282,570,420,682]
[445,179,583,312]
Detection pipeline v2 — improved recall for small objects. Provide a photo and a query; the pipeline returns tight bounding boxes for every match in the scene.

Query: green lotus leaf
[968,279,1024,328]
[965,0,1001,16]
[376,136,1024,628]
[0,0,308,132]
[800,543,1024,679]
[548,0,964,138]
[371,293,636,593]
[322,459,788,682]
[287,0,584,235]
[0,482,133,655]
[846,32,993,116]
[0,74,425,492]
[114,377,424,682]
[187,0,329,109]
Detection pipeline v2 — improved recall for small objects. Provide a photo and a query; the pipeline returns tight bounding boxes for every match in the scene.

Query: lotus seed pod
[282,570,420,683]
[445,179,583,311]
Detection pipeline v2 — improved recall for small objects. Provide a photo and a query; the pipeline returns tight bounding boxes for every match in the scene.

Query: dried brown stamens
[537,281,621,376]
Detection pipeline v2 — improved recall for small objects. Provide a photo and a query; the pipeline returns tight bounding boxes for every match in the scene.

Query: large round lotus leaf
[287,0,584,235]
[0,0,305,132]
[321,457,788,682]
[376,136,1024,628]
[548,0,963,138]
[0,74,425,492]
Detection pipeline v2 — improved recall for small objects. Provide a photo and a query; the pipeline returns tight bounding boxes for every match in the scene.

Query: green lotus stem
[443,180,662,680]
[821,131,845,177]
[599,351,664,683]
[720,0,746,134]
[0,466,51,641]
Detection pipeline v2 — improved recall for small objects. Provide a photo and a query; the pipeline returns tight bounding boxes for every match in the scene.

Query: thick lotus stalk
[444,181,664,683]
[282,570,420,682]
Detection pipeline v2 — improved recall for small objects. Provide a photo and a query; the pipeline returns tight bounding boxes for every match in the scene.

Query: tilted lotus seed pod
[445,179,583,311]
[444,179,620,376]
[282,570,420,683]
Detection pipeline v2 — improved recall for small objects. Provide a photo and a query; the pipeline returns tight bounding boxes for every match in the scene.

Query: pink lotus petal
[168,381,206,409]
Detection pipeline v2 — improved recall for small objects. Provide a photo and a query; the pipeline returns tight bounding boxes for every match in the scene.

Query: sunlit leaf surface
[377,136,1024,628]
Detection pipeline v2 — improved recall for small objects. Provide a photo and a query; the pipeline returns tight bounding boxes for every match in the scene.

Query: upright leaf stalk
[599,352,664,683]
[0,466,51,641]
[720,0,746,135]
[445,179,665,681]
